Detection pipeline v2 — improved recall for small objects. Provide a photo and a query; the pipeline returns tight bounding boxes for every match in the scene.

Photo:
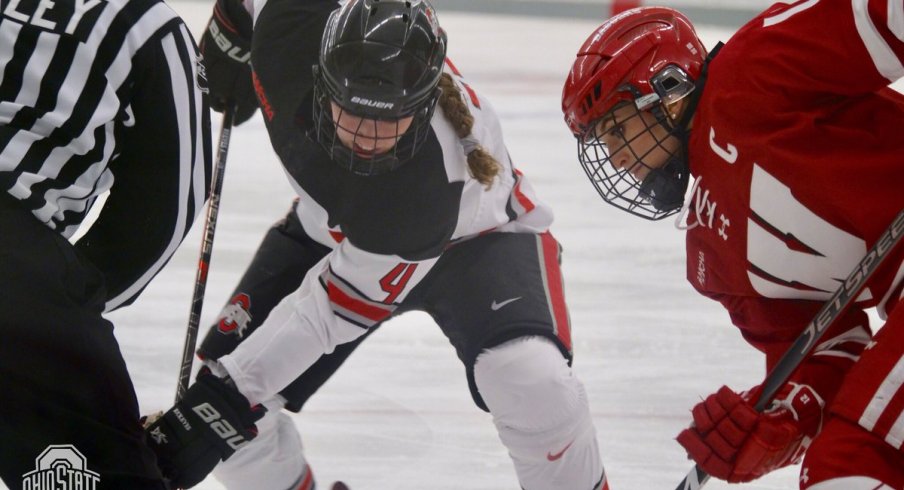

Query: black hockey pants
[0,196,166,490]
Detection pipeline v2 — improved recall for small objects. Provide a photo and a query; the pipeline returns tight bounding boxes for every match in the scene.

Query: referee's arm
[76,20,213,312]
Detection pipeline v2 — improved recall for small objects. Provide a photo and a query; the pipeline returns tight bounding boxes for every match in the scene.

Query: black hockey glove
[145,370,265,488]
[199,0,258,125]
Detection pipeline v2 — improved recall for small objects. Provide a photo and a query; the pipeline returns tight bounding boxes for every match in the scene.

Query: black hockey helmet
[312,0,448,175]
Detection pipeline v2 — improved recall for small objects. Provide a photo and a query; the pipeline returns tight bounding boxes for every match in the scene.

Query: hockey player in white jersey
[143,1,610,489]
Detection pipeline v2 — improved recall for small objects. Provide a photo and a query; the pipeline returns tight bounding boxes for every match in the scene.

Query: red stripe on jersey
[328,229,345,243]
[442,58,480,108]
[592,471,609,490]
[513,169,536,213]
[463,85,480,108]
[867,356,904,447]
[879,392,904,448]
[327,281,392,323]
[540,232,572,351]
[444,58,462,76]
[295,466,314,490]
[840,308,904,449]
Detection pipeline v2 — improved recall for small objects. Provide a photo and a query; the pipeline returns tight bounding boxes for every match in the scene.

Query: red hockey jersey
[684,0,904,368]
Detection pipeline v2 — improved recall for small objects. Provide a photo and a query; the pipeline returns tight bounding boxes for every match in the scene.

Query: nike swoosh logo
[490,297,522,311]
[546,440,574,461]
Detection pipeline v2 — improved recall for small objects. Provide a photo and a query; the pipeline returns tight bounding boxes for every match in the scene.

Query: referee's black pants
[0,197,167,489]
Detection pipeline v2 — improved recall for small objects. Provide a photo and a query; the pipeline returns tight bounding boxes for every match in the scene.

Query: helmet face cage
[312,0,447,176]
[312,71,440,176]
[577,96,689,220]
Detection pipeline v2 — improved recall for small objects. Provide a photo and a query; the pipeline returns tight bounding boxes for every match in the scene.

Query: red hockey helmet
[561,7,707,220]
[562,7,705,136]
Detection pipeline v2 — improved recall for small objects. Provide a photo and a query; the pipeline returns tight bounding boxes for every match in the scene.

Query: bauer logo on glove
[208,19,250,64]
[144,370,265,488]
[191,401,252,451]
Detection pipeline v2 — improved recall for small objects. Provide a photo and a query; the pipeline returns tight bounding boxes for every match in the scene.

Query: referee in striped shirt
[0,0,211,486]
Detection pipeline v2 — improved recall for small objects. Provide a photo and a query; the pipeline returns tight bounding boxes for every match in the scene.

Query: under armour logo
[718,214,730,240]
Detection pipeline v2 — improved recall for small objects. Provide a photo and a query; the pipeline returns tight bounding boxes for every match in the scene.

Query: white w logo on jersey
[747,164,871,302]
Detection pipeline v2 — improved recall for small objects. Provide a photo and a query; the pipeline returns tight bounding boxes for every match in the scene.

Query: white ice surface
[11,4,899,490]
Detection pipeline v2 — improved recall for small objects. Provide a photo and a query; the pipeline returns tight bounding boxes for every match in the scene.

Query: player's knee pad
[474,336,603,490]
[213,396,313,490]
[474,336,594,453]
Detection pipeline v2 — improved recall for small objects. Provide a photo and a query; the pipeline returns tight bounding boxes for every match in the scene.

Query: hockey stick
[674,208,904,490]
[175,105,236,402]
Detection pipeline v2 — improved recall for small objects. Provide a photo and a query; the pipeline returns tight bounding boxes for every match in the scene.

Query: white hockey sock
[474,336,605,490]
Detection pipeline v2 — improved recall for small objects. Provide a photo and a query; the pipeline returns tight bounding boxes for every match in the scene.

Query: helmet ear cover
[637,65,697,111]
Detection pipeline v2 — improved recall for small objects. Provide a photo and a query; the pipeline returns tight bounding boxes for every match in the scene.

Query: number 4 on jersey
[379,263,418,304]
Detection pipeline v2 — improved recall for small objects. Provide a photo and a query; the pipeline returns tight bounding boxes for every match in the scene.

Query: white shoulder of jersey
[430,68,553,239]
[429,68,510,187]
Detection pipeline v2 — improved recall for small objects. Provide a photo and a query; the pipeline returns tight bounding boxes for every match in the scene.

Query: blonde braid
[437,73,501,188]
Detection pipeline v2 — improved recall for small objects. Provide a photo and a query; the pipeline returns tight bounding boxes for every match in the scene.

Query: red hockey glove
[676,382,824,483]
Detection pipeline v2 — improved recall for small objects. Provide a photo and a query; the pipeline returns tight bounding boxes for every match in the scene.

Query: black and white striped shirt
[1,0,211,310]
